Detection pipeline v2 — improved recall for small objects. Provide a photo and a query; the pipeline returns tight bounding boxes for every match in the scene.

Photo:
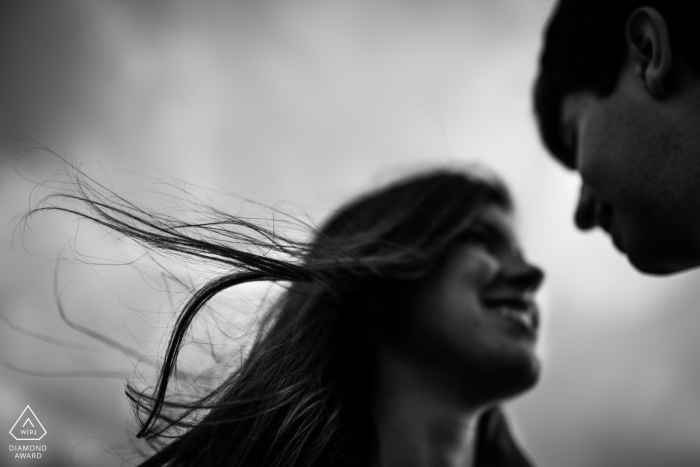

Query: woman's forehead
[478,204,513,224]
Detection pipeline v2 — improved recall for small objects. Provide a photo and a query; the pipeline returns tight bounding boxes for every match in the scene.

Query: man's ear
[625,7,673,97]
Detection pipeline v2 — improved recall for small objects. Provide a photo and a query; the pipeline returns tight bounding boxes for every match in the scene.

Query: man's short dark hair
[534,0,700,168]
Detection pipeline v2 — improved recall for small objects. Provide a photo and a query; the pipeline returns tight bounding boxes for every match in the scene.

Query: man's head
[535,0,700,274]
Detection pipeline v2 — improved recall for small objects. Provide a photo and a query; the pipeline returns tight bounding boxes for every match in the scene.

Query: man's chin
[625,245,700,276]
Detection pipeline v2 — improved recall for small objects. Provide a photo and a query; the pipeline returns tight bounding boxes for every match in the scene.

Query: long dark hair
[30,165,530,466]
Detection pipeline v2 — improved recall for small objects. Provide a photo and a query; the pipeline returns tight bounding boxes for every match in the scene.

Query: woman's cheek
[460,249,500,287]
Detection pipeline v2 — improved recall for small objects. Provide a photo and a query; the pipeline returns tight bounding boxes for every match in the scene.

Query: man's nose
[574,184,598,230]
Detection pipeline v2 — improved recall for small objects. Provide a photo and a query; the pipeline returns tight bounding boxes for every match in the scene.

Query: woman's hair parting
[28,163,512,467]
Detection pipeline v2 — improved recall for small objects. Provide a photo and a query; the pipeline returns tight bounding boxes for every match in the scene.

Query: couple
[47,1,700,466]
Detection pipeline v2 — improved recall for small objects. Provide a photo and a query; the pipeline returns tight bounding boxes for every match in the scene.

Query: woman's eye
[459,230,493,250]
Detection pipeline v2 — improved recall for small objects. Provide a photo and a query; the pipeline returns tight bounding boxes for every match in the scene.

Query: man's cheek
[578,145,621,199]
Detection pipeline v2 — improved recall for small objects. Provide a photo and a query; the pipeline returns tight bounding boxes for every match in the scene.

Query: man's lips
[610,229,626,253]
[594,201,626,253]
[595,200,614,233]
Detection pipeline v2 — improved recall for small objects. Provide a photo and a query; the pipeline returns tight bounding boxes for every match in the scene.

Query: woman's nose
[505,258,545,292]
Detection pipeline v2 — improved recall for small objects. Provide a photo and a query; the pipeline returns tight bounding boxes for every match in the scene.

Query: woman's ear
[625,7,673,98]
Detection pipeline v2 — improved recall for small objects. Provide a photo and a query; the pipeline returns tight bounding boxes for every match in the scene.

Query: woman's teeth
[494,306,535,329]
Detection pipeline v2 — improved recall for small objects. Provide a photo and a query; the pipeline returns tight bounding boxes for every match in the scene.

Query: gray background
[2,1,700,466]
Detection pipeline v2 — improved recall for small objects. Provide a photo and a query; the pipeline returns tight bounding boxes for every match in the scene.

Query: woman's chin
[451,351,540,406]
[496,355,540,399]
[490,348,541,399]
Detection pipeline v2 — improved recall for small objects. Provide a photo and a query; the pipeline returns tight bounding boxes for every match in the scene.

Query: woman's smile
[481,296,539,336]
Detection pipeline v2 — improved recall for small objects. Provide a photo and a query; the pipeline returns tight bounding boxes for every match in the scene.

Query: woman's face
[384,204,545,404]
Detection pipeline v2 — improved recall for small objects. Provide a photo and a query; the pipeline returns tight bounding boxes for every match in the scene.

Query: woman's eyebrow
[473,218,514,248]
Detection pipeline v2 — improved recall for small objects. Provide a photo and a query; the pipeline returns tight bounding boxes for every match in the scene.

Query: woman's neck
[372,350,484,467]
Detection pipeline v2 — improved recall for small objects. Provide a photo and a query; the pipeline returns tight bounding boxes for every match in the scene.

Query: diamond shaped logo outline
[9,406,46,441]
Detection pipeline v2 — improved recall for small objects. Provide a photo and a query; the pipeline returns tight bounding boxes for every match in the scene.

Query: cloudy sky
[2,1,700,466]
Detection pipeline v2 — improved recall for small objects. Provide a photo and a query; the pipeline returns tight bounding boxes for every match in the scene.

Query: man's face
[560,76,700,274]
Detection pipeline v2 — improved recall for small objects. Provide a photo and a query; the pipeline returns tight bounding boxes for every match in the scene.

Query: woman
[38,167,543,466]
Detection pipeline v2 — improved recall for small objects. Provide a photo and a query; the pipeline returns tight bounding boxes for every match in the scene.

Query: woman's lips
[482,298,539,332]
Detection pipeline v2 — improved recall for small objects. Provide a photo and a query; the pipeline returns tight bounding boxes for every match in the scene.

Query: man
[534,0,700,275]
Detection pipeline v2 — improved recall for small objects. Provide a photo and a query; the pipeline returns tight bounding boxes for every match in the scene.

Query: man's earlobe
[626,7,672,98]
